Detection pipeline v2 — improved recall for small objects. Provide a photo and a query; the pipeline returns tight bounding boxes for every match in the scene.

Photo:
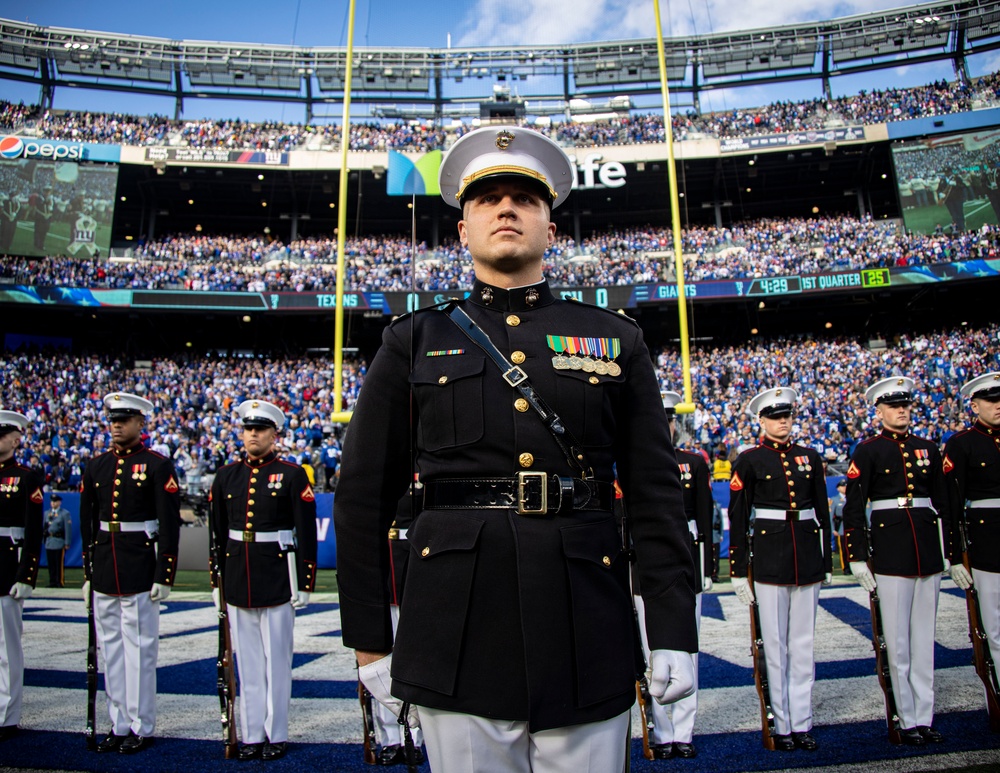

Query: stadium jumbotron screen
[0,157,118,259]
[892,127,1000,235]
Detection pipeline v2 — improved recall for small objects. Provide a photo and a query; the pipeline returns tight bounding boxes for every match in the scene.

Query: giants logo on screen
[0,136,84,160]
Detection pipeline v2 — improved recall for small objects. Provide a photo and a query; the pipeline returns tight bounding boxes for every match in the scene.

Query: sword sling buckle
[517,471,548,515]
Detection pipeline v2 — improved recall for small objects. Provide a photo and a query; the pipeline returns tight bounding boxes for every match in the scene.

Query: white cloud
[455,0,922,46]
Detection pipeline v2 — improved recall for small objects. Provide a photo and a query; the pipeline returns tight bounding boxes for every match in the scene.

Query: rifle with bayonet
[958,518,1000,732]
[746,563,776,750]
[867,559,902,744]
[84,543,97,751]
[211,544,238,759]
[358,674,377,764]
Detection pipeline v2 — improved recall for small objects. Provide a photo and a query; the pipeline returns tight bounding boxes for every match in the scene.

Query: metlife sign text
[570,152,626,190]
[0,136,121,164]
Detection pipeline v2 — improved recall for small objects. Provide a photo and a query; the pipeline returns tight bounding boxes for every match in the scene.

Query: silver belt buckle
[897,496,913,508]
[517,471,548,515]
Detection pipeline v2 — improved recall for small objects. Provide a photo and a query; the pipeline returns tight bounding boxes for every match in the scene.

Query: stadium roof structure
[1,0,1000,120]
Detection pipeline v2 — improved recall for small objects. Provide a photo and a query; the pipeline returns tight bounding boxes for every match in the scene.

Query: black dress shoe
[239,743,263,760]
[95,731,125,753]
[672,741,697,758]
[0,725,18,741]
[900,728,926,746]
[792,731,818,751]
[261,741,287,761]
[377,745,404,766]
[772,734,796,751]
[917,726,944,743]
[650,742,674,759]
[119,732,154,754]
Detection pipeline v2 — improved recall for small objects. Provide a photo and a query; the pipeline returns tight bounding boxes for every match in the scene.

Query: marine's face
[875,402,911,433]
[972,395,1000,429]
[760,414,792,443]
[242,426,277,458]
[458,179,555,277]
[109,415,144,449]
[0,430,22,461]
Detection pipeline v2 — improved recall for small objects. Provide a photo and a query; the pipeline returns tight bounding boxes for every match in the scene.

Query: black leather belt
[423,474,614,515]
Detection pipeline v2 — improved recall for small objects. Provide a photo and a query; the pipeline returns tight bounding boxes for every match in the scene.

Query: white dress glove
[850,562,877,592]
[211,587,221,610]
[82,580,92,609]
[702,576,713,593]
[9,582,33,600]
[731,576,754,606]
[943,558,952,573]
[950,563,973,590]
[648,649,696,705]
[358,654,420,728]
[292,591,310,609]
[149,583,171,602]
[823,572,833,586]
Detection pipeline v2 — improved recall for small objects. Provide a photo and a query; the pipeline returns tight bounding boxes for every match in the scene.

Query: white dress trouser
[755,582,821,736]
[973,568,1000,662]
[229,603,294,744]
[0,595,24,727]
[93,591,159,737]
[634,593,701,744]
[875,573,940,729]
[418,706,631,773]
[374,605,424,747]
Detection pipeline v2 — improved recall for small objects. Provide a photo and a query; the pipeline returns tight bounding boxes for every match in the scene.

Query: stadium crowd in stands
[5,322,997,491]
[2,72,998,152]
[657,322,1000,468]
[2,215,997,292]
[2,352,365,493]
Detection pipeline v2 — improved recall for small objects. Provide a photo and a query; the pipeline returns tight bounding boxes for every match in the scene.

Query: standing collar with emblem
[113,442,145,458]
[244,450,278,467]
[761,439,793,453]
[973,419,998,436]
[879,428,910,442]
[469,279,554,311]
[0,457,19,469]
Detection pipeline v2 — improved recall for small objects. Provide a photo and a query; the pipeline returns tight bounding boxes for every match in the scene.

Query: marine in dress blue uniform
[0,411,43,741]
[635,391,714,760]
[209,399,318,762]
[335,126,698,773]
[728,388,831,751]
[79,393,181,754]
[44,493,71,588]
[844,377,950,745]
[943,373,1000,700]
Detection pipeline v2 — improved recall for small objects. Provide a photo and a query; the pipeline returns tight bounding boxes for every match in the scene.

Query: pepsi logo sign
[0,136,84,160]
[0,136,24,159]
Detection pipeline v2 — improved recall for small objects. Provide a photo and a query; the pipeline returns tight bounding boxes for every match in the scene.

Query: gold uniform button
[247,511,254,518]
[252,468,259,474]
[438,375,448,385]
[589,376,599,384]
[506,314,521,327]
[790,502,797,508]
[249,488,256,494]
[246,523,253,529]
[906,462,912,468]
[602,556,611,567]
[515,398,529,412]
[511,351,526,364]
[519,453,534,468]
[421,547,430,557]
[780,453,787,459]
[788,480,795,486]
[250,478,257,484]
[903,453,910,458]
[247,499,254,505]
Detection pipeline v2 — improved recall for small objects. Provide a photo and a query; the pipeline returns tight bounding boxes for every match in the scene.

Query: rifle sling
[442,301,592,479]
